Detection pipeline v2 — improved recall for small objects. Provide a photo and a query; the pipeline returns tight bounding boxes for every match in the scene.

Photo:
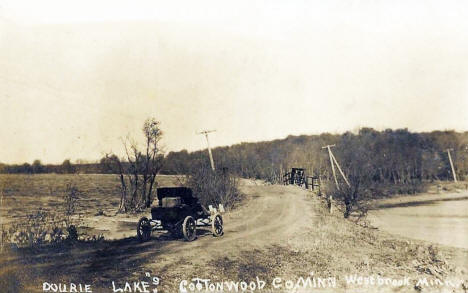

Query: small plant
[62,183,81,241]
[66,225,78,242]
[63,183,79,226]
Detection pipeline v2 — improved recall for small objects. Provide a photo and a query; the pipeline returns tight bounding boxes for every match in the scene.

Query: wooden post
[330,151,351,187]
[198,130,216,171]
[328,194,333,214]
[322,144,339,189]
[205,133,215,171]
[446,149,457,182]
[322,144,350,189]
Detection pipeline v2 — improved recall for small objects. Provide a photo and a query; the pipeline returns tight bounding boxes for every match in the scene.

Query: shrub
[184,163,243,209]
[326,181,370,220]
[63,183,80,228]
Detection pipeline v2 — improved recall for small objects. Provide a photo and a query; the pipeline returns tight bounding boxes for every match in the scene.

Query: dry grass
[0,174,180,246]
[205,194,468,292]
[0,174,179,223]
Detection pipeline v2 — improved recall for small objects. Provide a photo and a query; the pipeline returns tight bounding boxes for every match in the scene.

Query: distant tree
[32,160,44,174]
[21,163,32,174]
[162,150,191,174]
[100,156,117,174]
[61,159,75,174]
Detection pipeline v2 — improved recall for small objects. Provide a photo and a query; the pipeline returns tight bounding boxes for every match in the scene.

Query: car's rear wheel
[182,216,196,241]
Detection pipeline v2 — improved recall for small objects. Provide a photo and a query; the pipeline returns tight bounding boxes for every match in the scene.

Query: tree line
[162,128,468,218]
[1,128,467,188]
[162,128,468,185]
[0,159,76,174]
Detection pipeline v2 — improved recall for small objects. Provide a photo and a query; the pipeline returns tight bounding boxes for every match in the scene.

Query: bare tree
[102,118,164,212]
[101,154,128,212]
[141,118,164,208]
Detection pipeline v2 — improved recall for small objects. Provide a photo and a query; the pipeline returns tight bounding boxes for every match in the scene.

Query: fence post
[328,195,333,214]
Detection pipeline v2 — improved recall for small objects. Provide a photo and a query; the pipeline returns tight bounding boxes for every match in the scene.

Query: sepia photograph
[0,1,468,292]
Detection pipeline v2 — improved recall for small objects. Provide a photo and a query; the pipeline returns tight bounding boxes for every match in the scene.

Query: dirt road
[146,182,317,272]
[119,182,319,292]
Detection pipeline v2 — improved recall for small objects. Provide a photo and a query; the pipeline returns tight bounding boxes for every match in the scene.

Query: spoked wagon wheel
[137,217,152,242]
[211,213,224,237]
[182,216,196,241]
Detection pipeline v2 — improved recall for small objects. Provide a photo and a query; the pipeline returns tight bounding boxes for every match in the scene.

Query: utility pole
[322,144,350,189]
[198,130,216,171]
[330,151,350,187]
[446,148,457,182]
[322,144,339,189]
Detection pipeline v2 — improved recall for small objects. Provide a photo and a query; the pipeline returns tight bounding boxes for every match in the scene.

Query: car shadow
[0,228,214,290]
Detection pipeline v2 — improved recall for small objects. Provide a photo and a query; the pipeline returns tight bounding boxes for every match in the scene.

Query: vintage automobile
[137,187,224,242]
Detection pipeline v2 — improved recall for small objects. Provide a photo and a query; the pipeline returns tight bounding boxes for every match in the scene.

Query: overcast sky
[1,0,468,164]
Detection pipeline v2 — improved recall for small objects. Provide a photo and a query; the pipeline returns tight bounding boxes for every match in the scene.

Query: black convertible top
[156,187,198,206]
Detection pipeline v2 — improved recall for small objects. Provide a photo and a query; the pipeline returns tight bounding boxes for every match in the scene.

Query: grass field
[0,174,182,240]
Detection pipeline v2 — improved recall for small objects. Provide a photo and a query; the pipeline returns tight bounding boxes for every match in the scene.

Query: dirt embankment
[1,181,468,293]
